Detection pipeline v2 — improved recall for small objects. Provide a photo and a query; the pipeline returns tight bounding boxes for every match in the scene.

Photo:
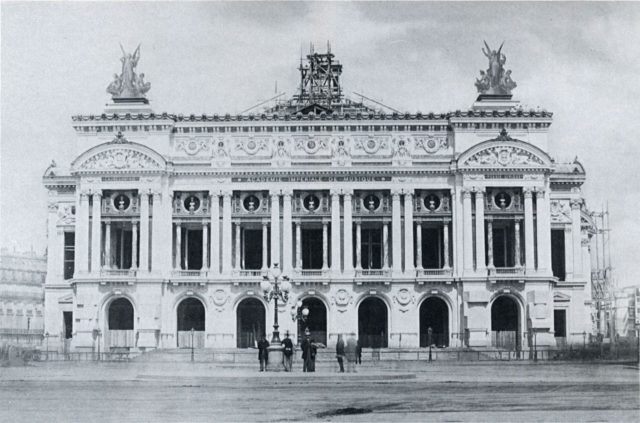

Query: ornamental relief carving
[550,200,572,223]
[330,289,353,312]
[80,149,162,170]
[175,137,212,156]
[413,135,448,155]
[393,288,416,313]
[56,203,76,225]
[294,136,330,155]
[210,289,231,312]
[352,136,390,156]
[233,137,270,157]
[464,146,545,168]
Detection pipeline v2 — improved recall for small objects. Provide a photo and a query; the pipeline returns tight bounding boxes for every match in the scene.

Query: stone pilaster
[404,191,415,274]
[415,222,423,270]
[139,192,149,273]
[462,189,474,274]
[330,190,341,273]
[270,192,280,268]
[209,192,220,275]
[523,188,535,273]
[474,188,486,273]
[131,221,138,269]
[282,190,293,273]
[201,220,209,271]
[535,189,551,274]
[571,199,583,279]
[322,222,329,270]
[343,191,354,274]
[91,192,102,273]
[221,191,233,275]
[391,190,402,275]
[75,191,90,276]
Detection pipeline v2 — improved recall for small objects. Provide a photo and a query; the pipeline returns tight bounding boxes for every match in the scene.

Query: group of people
[335,334,362,373]
[256,330,362,373]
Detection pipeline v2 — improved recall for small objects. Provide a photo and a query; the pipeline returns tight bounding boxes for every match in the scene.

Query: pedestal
[266,345,285,372]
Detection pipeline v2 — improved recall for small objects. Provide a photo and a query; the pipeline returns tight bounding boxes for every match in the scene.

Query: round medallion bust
[184,195,201,212]
[494,192,512,209]
[363,194,381,212]
[303,194,320,211]
[424,194,441,211]
[113,194,131,211]
[243,195,260,212]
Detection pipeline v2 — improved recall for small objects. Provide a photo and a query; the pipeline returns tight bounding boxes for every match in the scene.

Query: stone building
[0,249,46,345]
[42,45,596,353]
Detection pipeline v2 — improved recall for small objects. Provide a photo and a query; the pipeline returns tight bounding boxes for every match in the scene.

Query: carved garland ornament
[354,137,388,154]
[393,288,416,313]
[550,200,572,223]
[210,289,231,312]
[80,149,162,170]
[175,138,212,156]
[464,146,544,167]
[295,136,328,155]
[330,289,353,312]
[235,137,268,155]
[414,135,447,154]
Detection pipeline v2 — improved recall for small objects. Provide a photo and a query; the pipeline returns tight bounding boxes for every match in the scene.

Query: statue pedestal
[473,95,519,111]
[104,100,152,115]
[266,345,285,372]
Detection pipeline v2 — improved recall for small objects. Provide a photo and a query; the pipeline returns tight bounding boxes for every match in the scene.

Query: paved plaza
[0,361,638,422]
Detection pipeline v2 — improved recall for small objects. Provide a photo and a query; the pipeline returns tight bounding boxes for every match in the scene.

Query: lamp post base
[266,345,285,372]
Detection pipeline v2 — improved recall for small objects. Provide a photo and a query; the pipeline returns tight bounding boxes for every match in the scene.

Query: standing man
[301,329,315,372]
[356,338,362,365]
[281,331,294,372]
[258,334,269,372]
[336,334,345,373]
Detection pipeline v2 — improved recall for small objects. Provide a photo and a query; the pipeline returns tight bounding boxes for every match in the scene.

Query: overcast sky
[1,1,639,287]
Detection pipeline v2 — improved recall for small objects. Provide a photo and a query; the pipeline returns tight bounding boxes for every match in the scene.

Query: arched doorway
[358,297,388,348]
[420,297,449,347]
[236,298,266,348]
[491,295,520,350]
[107,298,134,349]
[297,297,327,345]
[177,298,205,348]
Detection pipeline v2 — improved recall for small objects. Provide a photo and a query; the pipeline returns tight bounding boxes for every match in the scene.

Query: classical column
[175,222,182,270]
[104,221,112,269]
[150,192,164,274]
[404,191,415,274]
[462,189,474,273]
[474,189,486,273]
[330,191,341,273]
[131,221,138,270]
[139,192,149,273]
[282,190,293,273]
[222,191,233,274]
[415,222,423,270]
[201,220,209,271]
[295,221,302,270]
[523,188,535,273]
[486,219,494,269]
[270,193,280,268]
[514,219,521,268]
[535,189,551,273]
[564,226,574,279]
[391,191,402,274]
[91,192,102,273]
[235,223,241,270]
[571,199,583,279]
[262,222,269,271]
[75,191,90,276]
[322,222,329,270]
[343,191,354,273]
[209,193,220,275]
[382,222,389,270]
[443,221,450,269]
[355,222,362,270]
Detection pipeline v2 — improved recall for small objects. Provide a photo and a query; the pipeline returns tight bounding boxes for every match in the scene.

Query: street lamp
[291,300,310,342]
[261,263,291,344]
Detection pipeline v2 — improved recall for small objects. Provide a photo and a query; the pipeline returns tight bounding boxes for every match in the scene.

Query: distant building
[42,44,598,354]
[0,249,46,345]
[613,286,639,339]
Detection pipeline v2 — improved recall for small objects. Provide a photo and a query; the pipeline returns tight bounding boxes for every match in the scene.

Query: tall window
[551,229,566,281]
[492,224,515,267]
[63,232,75,280]
[302,229,323,269]
[361,228,382,269]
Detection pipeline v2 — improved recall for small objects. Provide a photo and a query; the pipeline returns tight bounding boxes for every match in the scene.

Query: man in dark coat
[257,334,269,371]
[301,330,316,372]
[336,334,345,373]
[281,331,294,372]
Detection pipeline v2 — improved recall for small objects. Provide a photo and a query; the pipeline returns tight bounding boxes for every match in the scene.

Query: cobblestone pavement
[0,362,638,422]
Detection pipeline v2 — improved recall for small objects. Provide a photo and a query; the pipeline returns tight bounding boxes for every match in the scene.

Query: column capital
[472,187,485,195]
[391,188,402,197]
[462,189,473,199]
[523,188,533,198]
[341,188,354,196]
[221,189,233,198]
[282,188,293,198]
[534,188,546,198]
[330,188,342,197]
[208,190,220,198]
[570,199,582,210]
[270,192,280,200]
[404,190,414,199]
[91,191,103,199]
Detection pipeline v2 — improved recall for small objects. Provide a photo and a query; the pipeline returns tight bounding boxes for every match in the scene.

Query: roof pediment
[71,132,166,174]
[458,129,552,171]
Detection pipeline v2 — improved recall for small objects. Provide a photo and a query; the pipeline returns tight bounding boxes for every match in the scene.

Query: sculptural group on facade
[107,44,151,99]
[475,41,517,95]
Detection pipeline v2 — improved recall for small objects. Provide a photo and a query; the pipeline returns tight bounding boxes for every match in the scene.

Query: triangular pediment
[458,130,552,171]
[71,133,166,174]
[553,292,571,302]
[58,294,73,304]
